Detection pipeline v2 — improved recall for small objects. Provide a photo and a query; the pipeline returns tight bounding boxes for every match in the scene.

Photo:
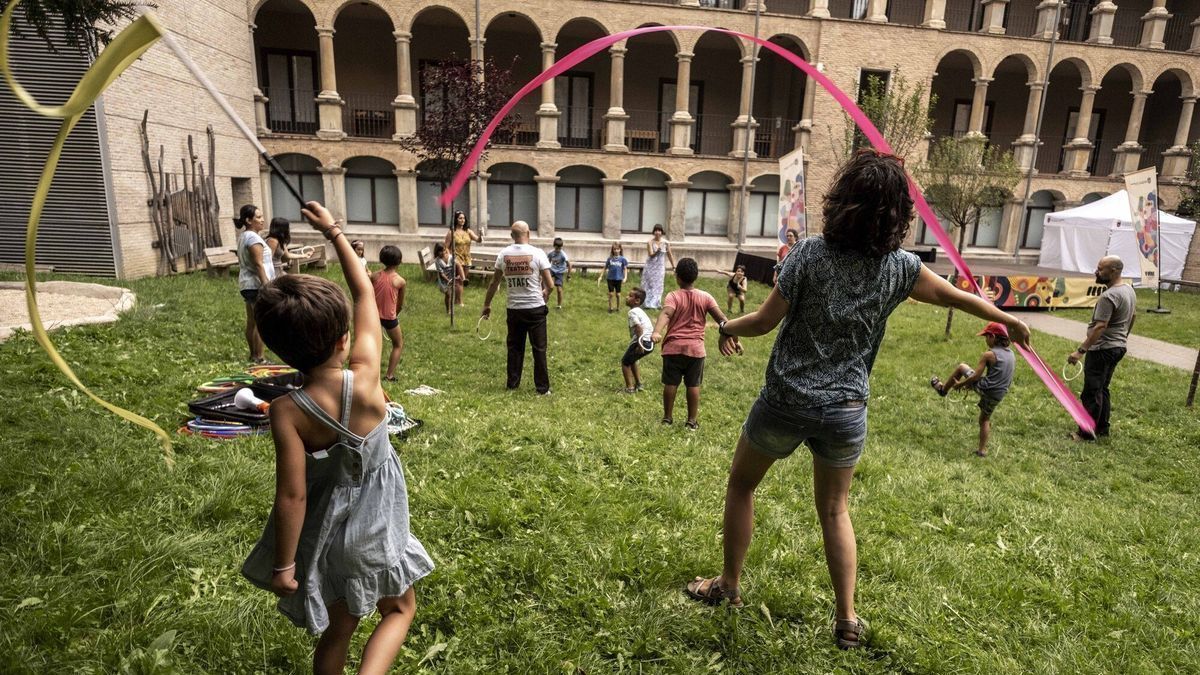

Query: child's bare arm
[715,270,734,278]
[268,400,307,596]
[651,305,674,343]
[393,274,407,311]
[300,203,381,379]
[708,301,731,325]
[955,352,995,390]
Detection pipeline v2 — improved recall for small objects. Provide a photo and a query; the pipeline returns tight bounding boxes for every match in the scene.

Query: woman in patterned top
[683,149,1032,650]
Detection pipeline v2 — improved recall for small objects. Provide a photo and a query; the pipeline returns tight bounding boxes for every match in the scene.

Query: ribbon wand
[146,10,306,208]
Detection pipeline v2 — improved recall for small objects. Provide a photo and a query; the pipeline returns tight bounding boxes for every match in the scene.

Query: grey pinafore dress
[242,370,434,634]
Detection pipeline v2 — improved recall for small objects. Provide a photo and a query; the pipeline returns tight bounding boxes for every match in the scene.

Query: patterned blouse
[762,236,922,409]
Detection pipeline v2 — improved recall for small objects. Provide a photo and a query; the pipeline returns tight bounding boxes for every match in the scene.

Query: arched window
[971,206,1004,248]
[416,161,469,227]
[684,172,731,236]
[622,169,669,233]
[555,166,603,232]
[344,157,399,225]
[271,154,324,222]
[1021,190,1056,249]
[746,175,781,239]
[487,163,538,230]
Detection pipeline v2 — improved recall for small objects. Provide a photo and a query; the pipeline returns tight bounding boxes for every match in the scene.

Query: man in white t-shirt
[482,221,555,394]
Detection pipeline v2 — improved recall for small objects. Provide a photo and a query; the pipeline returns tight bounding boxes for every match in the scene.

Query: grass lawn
[1130,287,1200,348]
[1,265,1198,673]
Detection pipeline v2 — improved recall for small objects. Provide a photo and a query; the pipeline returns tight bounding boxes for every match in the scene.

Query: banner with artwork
[949,275,1104,309]
[777,146,806,242]
[1123,167,1160,286]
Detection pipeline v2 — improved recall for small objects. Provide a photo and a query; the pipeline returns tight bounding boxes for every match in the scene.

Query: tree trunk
[944,217,972,339]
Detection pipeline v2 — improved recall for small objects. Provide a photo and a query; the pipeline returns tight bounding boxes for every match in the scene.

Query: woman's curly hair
[822,149,914,257]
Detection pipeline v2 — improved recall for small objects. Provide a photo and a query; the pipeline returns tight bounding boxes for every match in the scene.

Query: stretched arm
[482,268,504,318]
[268,401,306,596]
[393,274,407,311]
[651,305,674,343]
[469,228,483,243]
[714,270,734,278]
[300,202,380,380]
[909,266,1031,349]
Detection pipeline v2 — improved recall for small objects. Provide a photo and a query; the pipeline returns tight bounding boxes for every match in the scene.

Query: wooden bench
[204,246,238,277]
[286,244,327,274]
[417,246,437,282]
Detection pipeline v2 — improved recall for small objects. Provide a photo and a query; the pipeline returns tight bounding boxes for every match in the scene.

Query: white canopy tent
[1038,190,1196,283]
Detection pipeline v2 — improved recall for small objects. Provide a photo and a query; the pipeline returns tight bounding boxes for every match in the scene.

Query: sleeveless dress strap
[287,370,363,443]
[339,369,354,428]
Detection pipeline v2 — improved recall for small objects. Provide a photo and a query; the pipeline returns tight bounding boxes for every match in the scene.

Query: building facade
[3,0,1198,278]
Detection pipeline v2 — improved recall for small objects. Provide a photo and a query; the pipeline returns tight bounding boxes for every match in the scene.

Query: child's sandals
[684,576,743,608]
[929,376,948,397]
[832,615,869,650]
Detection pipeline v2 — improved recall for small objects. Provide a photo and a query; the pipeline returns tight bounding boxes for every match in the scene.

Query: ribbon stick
[1,2,175,464]
[439,25,1094,435]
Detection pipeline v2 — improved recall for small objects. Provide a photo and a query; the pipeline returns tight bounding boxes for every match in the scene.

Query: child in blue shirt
[605,242,629,313]
[546,237,571,310]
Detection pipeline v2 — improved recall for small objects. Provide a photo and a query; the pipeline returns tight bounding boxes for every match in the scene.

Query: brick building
[3,0,1199,278]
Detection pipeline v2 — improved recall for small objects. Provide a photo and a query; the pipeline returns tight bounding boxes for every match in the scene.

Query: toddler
[546,237,572,309]
[930,321,1015,457]
[604,242,629,313]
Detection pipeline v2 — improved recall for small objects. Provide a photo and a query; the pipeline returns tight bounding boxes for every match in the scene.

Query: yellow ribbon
[1,2,174,466]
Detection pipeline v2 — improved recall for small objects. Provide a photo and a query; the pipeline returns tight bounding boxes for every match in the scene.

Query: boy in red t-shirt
[651,258,731,430]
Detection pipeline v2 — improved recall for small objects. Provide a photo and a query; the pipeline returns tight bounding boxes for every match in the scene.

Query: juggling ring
[436,23,1097,438]
[1061,360,1083,382]
[476,315,492,341]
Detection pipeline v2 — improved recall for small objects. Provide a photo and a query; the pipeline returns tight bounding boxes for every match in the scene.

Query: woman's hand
[271,567,299,596]
[300,202,337,233]
[1006,318,1032,350]
[719,334,743,356]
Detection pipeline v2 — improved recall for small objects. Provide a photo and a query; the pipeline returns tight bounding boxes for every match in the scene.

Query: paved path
[1023,313,1198,371]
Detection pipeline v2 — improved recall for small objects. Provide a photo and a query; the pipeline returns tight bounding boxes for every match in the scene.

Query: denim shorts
[743,396,868,468]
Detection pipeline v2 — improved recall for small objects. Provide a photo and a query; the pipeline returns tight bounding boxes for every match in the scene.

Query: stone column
[537,42,562,149]
[1064,86,1099,177]
[967,77,992,138]
[809,0,831,19]
[534,175,560,236]
[315,26,345,139]
[796,77,816,152]
[867,0,888,22]
[319,166,347,221]
[259,164,273,220]
[669,52,695,156]
[1112,90,1149,175]
[249,23,270,135]
[395,169,418,233]
[1012,81,1045,170]
[1035,0,1064,39]
[666,181,690,241]
[743,0,765,11]
[1138,0,1170,50]
[603,45,629,152]
[730,52,758,159]
[923,0,947,29]
[468,172,490,232]
[470,37,486,82]
[1190,16,1200,54]
[725,182,745,245]
[1162,96,1197,178]
[981,0,1009,34]
[1087,1,1117,44]
[601,179,626,239]
[392,31,418,139]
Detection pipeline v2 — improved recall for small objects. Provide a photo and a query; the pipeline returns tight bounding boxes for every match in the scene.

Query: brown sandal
[684,576,743,608]
[832,616,869,649]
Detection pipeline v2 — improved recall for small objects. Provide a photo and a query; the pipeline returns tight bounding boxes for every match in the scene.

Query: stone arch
[932,47,984,81]
[1081,191,1110,204]
[1148,66,1195,98]
[481,9,545,43]
[1049,56,1093,89]
[989,52,1040,84]
[1098,62,1146,94]
[1019,188,1063,249]
[631,23,682,54]
[252,0,318,20]
[762,33,811,62]
[485,161,540,178]
[342,155,397,171]
[624,167,672,184]
[557,164,606,180]
[404,5,471,35]
[553,16,610,40]
[325,0,397,30]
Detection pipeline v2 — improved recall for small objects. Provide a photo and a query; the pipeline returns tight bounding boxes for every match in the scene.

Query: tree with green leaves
[1172,141,1200,220]
[915,136,1022,337]
[831,68,936,162]
[1,0,147,56]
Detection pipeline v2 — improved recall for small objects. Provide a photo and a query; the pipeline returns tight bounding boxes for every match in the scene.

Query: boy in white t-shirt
[621,287,654,393]
[482,221,555,394]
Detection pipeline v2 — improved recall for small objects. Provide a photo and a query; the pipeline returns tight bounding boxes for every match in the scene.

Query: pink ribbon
[439,25,1094,435]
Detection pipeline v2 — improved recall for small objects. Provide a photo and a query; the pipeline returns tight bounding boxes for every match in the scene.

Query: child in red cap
[930,321,1015,457]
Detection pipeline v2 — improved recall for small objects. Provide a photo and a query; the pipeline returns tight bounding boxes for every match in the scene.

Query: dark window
[262,49,319,134]
[555,72,595,148]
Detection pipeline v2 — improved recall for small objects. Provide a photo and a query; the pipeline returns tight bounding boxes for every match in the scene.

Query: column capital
[1131,90,1150,99]
[316,25,335,38]
[675,51,694,62]
[248,22,257,32]
[393,30,412,42]
[318,166,346,175]
[609,45,627,57]
[470,36,486,47]
[665,181,692,189]
[740,55,759,66]
[540,42,557,52]
[1026,80,1046,89]
[972,77,994,86]
[392,168,417,178]
[533,175,561,184]
[601,178,627,186]
[1081,85,1101,94]
[1181,96,1199,104]
[1091,1,1116,14]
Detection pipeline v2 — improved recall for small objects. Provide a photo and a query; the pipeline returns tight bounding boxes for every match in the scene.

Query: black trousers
[506,305,550,393]
[1080,347,1126,437]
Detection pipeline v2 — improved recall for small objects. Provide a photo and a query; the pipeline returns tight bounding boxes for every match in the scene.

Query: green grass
[1131,287,1200,348]
[1,265,1198,673]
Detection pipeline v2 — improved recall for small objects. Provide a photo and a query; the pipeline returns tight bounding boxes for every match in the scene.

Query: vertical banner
[777,146,806,242]
[1124,167,1160,287]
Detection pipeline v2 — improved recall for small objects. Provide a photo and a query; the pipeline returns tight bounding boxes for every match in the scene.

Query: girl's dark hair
[434,242,446,257]
[992,334,1011,348]
[266,217,291,247]
[254,275,350,373]
[822,150,913,257]
[652,224,665,235]
[675,258,698,284]
[453,210,468,229]
[234,204,258,231]
[379,245,402,267]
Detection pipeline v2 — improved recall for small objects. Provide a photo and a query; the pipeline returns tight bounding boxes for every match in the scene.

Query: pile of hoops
[181,364,299,440]
[180,417,265,440]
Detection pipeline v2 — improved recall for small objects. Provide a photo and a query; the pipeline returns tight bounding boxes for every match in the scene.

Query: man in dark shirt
[1069,255,1136,440]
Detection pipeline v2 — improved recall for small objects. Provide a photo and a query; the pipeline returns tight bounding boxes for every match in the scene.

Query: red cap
[978,322,1009,338]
